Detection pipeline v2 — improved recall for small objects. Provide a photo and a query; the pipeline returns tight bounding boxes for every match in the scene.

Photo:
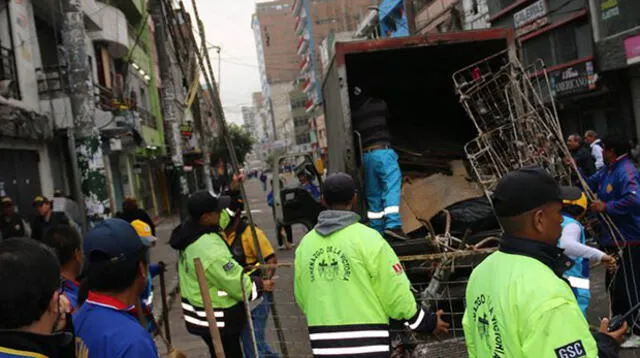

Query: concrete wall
[271,81,294,140]
[462,0,490,29]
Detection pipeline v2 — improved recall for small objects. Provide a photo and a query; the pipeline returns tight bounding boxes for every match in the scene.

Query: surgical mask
[220,209,231,230]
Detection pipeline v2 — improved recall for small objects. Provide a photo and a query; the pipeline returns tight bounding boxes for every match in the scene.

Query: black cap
[322,172,356,205]
[188,191,231,219]
[492,167,582,217]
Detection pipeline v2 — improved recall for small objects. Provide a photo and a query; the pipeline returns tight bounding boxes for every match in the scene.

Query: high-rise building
[253,0,300,84]
[292,0,376,151]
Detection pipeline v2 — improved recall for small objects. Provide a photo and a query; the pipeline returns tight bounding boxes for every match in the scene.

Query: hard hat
[562,191,588,211]
[131,219,157,246]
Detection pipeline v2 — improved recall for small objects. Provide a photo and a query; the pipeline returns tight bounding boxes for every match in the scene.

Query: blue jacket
[587,155,640,247]
[74,292,159,357]
[62,277,80,312]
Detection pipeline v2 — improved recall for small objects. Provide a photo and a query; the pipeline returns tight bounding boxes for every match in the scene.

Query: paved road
[151,179,640,357]
[152,179,312,357]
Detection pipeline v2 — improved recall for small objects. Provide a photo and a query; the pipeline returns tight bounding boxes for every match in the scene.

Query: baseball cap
[188,191,231,220]
[1,196,13,207]
[83,218,151,265]
[33,195,50,207]
[130,219,157,246]
[322,172,356,204]
[491,167,582,217]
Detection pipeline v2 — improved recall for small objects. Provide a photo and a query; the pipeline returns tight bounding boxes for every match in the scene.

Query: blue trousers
[573,287,590,318]
[241,294,279,358]
[363,148,402,232]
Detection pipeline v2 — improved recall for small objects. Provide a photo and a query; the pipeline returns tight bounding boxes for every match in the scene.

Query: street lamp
[207,45,222,91]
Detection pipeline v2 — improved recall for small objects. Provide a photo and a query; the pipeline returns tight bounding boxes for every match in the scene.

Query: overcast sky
[181,0,264,125]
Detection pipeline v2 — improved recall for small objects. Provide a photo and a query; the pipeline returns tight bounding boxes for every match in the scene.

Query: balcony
[36,65,69,98]
[89,2,130,58]
[94,83,135,111]
[0,46,20,100]
[137,107,157,129]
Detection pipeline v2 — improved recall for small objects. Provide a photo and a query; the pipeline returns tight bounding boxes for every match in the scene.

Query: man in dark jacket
[31,196,73,242]
[567,134,596,183]
[115,196,155,235]
[0,196,26,240]
[0,238,74,358]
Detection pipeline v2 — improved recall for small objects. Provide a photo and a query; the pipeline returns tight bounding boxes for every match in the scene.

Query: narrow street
[150,179,640,357]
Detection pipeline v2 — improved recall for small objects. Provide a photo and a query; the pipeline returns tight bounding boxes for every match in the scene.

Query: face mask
[220,210,230,230]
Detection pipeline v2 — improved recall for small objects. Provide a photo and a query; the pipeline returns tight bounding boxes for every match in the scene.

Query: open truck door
[272,153,324,245]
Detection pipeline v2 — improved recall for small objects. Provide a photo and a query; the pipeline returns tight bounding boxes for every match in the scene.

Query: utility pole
[151,0,189,220]
[189,0,289,354]
[179,1,213,192]
[61,0,107,230]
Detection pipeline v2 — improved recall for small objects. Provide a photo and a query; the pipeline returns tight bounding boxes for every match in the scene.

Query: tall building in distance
[292,0,376,151]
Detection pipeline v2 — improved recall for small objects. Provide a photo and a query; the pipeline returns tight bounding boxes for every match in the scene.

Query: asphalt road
[152,179,312,357]
[150,178,640,357]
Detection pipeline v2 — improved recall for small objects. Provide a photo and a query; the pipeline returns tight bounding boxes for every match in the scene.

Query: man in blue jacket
[588,137,640,348]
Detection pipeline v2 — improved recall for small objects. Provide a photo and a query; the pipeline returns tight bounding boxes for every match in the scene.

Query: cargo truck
[320,29,517,353]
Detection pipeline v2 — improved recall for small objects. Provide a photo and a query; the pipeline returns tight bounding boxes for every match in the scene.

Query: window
[523,34,552,66]
[554,25,578,64]
[522,21,588,67]
[139,86,148,110]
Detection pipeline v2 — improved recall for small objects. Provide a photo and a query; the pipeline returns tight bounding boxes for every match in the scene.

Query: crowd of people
[4,125,640,357]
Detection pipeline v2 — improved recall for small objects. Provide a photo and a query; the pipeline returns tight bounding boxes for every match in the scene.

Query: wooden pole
[159,264,172,344]
[194,258,226,358]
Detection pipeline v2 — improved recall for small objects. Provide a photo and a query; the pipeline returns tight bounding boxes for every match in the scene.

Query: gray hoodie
[314,210,361,237]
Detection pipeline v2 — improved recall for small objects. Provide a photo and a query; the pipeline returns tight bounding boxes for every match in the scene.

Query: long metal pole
[188,1,289,355]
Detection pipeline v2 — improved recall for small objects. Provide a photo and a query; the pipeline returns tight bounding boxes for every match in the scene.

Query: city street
[152,178,312,357]
[149,178,640,357]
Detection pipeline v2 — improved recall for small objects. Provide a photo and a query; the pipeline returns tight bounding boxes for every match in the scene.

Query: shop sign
[600,0,619,21]
[624,34,640,66]
[514,0,549,37]
[179,122,193,138]
[550,61,598,97]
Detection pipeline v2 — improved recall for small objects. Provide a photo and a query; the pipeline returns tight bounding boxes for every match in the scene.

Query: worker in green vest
[462,167,626,358]
[294,172,449,357]
[169,190,274,357]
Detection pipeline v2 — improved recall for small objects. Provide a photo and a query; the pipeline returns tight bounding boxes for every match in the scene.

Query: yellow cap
[562,192,588,211]
[131,219,157,246]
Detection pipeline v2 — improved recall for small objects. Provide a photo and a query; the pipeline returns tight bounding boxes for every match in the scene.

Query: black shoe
[384,228,408,241]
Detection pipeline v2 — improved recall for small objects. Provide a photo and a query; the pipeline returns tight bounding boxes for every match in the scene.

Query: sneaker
[384,228,408,241]
[621,334,640,348]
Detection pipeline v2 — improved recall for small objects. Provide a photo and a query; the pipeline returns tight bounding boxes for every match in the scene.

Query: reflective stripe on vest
[181,299,225,328]
[308,324,390,356]
[566,276,590,290]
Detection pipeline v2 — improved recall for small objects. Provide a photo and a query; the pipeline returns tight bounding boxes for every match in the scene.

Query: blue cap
[84,218,150,264]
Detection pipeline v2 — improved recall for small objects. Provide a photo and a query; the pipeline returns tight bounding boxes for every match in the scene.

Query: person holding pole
[220,192,279,357]
[170,190,274,357]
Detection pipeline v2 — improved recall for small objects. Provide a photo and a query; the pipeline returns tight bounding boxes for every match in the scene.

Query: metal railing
[94,82,137,112]
[36,65,69,97]
[0,45,20,99]
[137,107,157,129]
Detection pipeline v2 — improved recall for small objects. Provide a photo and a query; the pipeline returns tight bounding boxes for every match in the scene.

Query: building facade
[488,0,630,139]
[591,0,640,140]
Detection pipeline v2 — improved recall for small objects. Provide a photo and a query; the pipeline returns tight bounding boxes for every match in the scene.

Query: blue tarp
[378,0,403,20]
[379,0,409,38]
